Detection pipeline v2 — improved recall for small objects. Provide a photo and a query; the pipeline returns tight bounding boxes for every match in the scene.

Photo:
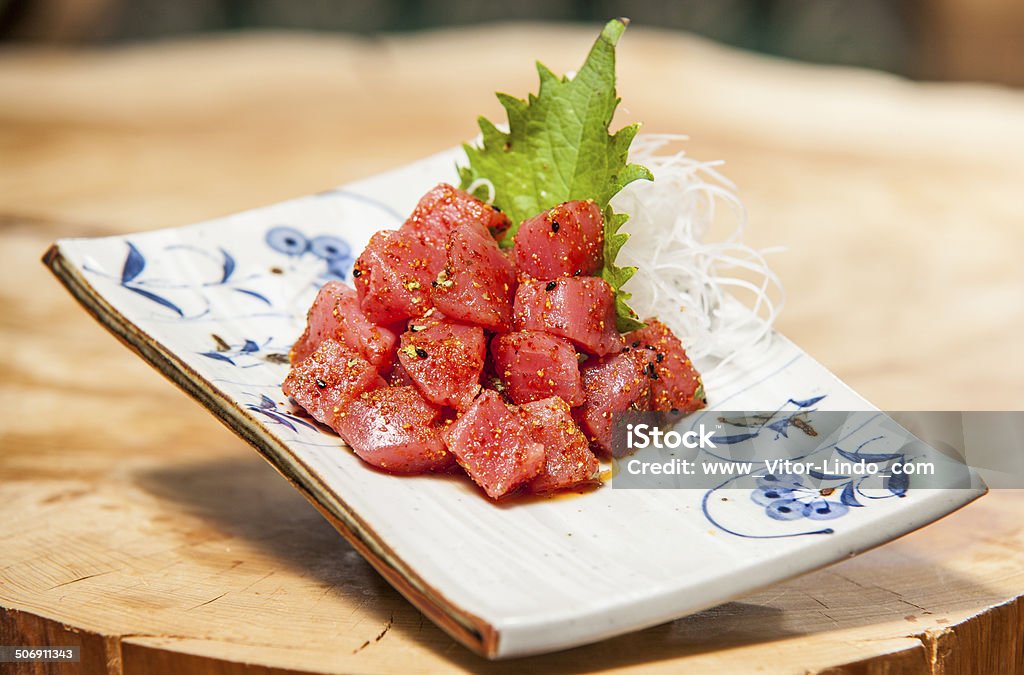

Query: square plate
[44,147,986,658]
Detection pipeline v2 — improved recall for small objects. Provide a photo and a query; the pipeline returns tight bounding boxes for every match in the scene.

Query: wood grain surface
[1,24,1023,674]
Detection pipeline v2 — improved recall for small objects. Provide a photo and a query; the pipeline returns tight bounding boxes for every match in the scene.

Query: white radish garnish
[613,133,785,378]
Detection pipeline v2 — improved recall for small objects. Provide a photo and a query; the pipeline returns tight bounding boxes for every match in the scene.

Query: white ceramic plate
[44,147,986,658]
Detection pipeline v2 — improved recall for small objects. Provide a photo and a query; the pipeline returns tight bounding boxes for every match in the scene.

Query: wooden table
[2,25,1023,674]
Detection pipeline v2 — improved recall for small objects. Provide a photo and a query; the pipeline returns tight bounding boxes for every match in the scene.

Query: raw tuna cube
[625,318,706,418]
[401,183,511,248]
[513,277,623,356]
[290,281,398,369]
[353,229,437,325]
[443,390,545,498]
[513,200,603,279]
[386,355,415,387]
[519,397,600,493]
[282,339,386,426]
[397,320,486,411]
[575,351,652,456]
[491,331,584,406]
[405,307,448,332]
[334,385,453,474]
[431,223,517,331]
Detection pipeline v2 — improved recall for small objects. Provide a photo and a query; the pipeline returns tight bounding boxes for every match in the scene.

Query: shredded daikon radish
[466,177,496,205]
[612,134,784,378]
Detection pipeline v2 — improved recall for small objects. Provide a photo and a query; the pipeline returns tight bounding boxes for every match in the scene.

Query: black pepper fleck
[551,220,560,233]
[545,281,557,291]
[315,378,328,388]
[415,347,428,359]
[631,341,640,348]
[352,269,362,278]
[656,352,665,362]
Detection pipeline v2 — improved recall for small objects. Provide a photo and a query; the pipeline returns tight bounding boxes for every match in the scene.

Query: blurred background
[1,0,1023,85]
[2,0,1023,417]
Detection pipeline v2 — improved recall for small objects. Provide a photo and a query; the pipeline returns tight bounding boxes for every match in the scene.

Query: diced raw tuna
[386,355,415,387]
[333,385,453,473]
[397,320,485,411]
[575,351,652,456]
[401,183,511,248]
[491,331,584,406]
[513,277,623,356]
[406,307,448,331]
[431,223,517,331]
[353,229,437,325]
[282,339,386,426]
[513,200,603,279]
[625,318,706,418]
[290,281,398,369]
[519,397,599,493]
[443,390,545,498]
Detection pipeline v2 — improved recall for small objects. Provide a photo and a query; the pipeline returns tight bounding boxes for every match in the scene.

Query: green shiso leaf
[602,207,645,332]
[458,18,652,331]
